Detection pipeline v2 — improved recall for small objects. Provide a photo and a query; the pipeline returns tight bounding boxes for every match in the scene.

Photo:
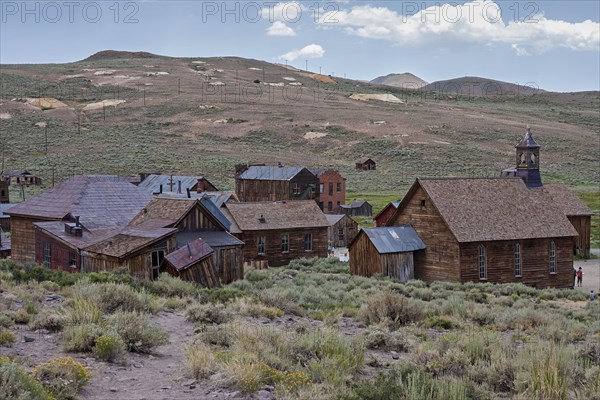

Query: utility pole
[178,78,181,95]
[45,124,48,154]
[52,166,55,187]
[143,87,146,106]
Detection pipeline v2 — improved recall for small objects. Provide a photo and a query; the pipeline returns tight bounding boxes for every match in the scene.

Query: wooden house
[387,178,578,288]
[0,204,15,232]
[326,214,358,248]
[127,197,244,284]
[310,169,346,214]
[374,201,400,227]
[2,170,42,186]
[355,158,376,171]
[235,165,320,202]
[0,181,9,203]
[349,225,426,282]
[543,183,592,257]
[138,174,218,195]
[224,201,329,268]
[339,201,373,217]
[5,175,153,262]
[162,239,221,288]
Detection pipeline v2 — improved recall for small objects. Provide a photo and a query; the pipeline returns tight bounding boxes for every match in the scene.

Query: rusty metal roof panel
[363,225,426,254]
[164,239,214,271]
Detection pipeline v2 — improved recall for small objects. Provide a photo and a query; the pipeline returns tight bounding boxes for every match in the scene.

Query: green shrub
[72,281,149,313]
[197,287,245,304]
[143,273,196,297]
[358,290,423,328]
[32,357,90,399]
[0,329,16,346]
[257,292,306,316]
[0,313,14,328]
[185,342,217,378]
[108,311,168,353]
[341,369,405,400]
[426,317,455,330]
[94,334,127,362]
[30,309,66,332]
[9,309,30,324]
[186,303,232,324]
[63,323,105,352]
[0,356,54,400]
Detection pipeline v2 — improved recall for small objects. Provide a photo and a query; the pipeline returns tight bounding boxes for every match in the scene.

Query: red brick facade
[316,170,345,214]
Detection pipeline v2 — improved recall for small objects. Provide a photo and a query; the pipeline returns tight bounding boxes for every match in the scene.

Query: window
[420,199,426,209]
[43,242,51,268]
[328,202,333,212]
[293,184,301,195]
[319,183,324,193]
[337,182,342,192]
[549,241,556,274]
[0,189,4,197]
[151,250,164,280]
[318,202,324,210]
[338,228,344,241]
[514,243,522,277]
[304,233,313,251]
[328,183,334,196]
[337,201,340,209]
[281,234,289,253]
[258,237,266,255]
[478,244,487,280]
[69,252,77,268]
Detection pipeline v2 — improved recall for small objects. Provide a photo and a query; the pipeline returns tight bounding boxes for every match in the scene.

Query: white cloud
[279,44,325,61]
[267,21,296,36]
[322,0,600,55]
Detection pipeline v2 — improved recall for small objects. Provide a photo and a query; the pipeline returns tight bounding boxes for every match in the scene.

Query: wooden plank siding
[459,237,574,288]
[235,227,327,267]
[176,204,222,231]
[11,216,59,262]
[388,186,461,282]
[213,246,244,284]
[328,216,359,248]
[163,257,221,288]
[381,253,415,282]
[568,215,591,257]
[236,170,320,202]
[349,232,381,277]
[34,229,80,272]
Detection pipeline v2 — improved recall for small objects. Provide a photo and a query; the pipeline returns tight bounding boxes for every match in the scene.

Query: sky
[1,0,599,92]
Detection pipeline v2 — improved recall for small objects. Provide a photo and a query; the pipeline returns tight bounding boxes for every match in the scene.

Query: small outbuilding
[339,201,373,217]
[349,225,426,282]
[326,214,358,248]
[355,158,376,171]
[162,239,221,288]
[2,170,42,186]
[374,201,400,227]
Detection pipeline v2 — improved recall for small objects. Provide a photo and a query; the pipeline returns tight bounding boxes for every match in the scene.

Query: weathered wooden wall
[176,204,221,231]
[459,237,574,288]
[375,205,396,227]
[388,186,461,282]
[10,216,58,262]
[164,257,221,288]
[349,232,381,277]
[568,215,591,257]
[34,228,80,271]
[213,246,244,284]
[329,216,358,248]
[236,170,320,202]
[235,227,328,267]
[381,252,414,282]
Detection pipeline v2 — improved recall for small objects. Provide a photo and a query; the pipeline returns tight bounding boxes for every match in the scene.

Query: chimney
[178,180,182,194]
[258,214,267,223]
[187,242,192,257]
[75,216,80,227]
[186,188,191,198]
[159,184,163,194]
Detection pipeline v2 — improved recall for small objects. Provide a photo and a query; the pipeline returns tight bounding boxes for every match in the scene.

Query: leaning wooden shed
[349,225,426,282]
[326,214,358,248]
[162,239,221,288]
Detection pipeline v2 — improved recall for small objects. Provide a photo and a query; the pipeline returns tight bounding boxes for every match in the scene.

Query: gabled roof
[237,166,310,181]
[176,231,243,249]
[341,201,371,209]
[128,197,231,231]
[353,225,426,254]
[156,191,237,207]
[2,170,33,177]
[83,227,177,258]
[325,214,344,225]
[543,183,593,216]
[164,239,214,271]
[357,158,375,164]
[225,201,329,231]
[396,178,577,243]
[5,175,152,227]
[374,201,401,220]
[138,174,216,194]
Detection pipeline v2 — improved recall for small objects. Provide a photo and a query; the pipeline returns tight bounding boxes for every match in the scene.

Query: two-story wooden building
[223,200,329,267]
[310,169,346,214]
[235,165,320,202]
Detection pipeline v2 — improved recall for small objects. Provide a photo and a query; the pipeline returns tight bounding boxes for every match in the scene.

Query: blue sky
[1,0,599,92]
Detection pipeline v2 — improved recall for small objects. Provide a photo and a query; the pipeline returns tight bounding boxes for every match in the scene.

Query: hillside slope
[371,73,428,89]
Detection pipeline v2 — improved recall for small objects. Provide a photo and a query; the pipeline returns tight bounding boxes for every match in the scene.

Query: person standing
[576,267,583,287]
[591,290,596,301]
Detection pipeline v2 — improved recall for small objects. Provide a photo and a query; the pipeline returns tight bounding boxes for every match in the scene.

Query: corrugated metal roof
[164,239,214,271]
[362,225,426,254]
[138,174,206,194]
[199,197,231,231]
[238,166,306,181]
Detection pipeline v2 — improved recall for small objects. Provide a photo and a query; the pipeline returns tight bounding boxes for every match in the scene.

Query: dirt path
[80,310,242,400]
[574,248,600,295]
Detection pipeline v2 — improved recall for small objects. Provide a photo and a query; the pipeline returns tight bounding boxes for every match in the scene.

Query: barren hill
[422,76,546,97]
[84,50,161,61]
[0,51,597,195]
[371,73,428,89]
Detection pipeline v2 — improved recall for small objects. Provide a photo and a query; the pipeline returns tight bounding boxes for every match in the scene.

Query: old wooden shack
[339,201,373,217]
[387,178,578,288]
[0,204,15,231]
[235,165,320,202]
[138,174,218,194]
[162,239,221,288]
[2,170,42,186]
[127,197,244,284]
[349,225,426,282]
[374,201,400,227]
[355,158,376,171]
[0,230,11,259]
[5,175,153,262]
[224,200,329,267]
[0,181,9,203]
[326,214,359,248]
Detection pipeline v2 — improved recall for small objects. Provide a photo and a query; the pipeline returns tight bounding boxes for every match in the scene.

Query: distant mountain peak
[84,50,161,61]
[370,73,428,89]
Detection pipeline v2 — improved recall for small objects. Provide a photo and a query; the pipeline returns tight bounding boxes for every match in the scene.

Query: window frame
[304,233,313,252]
[69,252,77,268]
[478,244,487,280]
[338,227,344,242]
[514,243,522,277]
[336,182,342,192]
[43,241,51,268]
[327,201,333,212]
[257,236,266,255]
[549,240,556,274]
[281,234,289,253]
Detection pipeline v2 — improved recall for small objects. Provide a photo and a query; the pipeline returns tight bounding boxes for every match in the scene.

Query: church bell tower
[515,127,542,188]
